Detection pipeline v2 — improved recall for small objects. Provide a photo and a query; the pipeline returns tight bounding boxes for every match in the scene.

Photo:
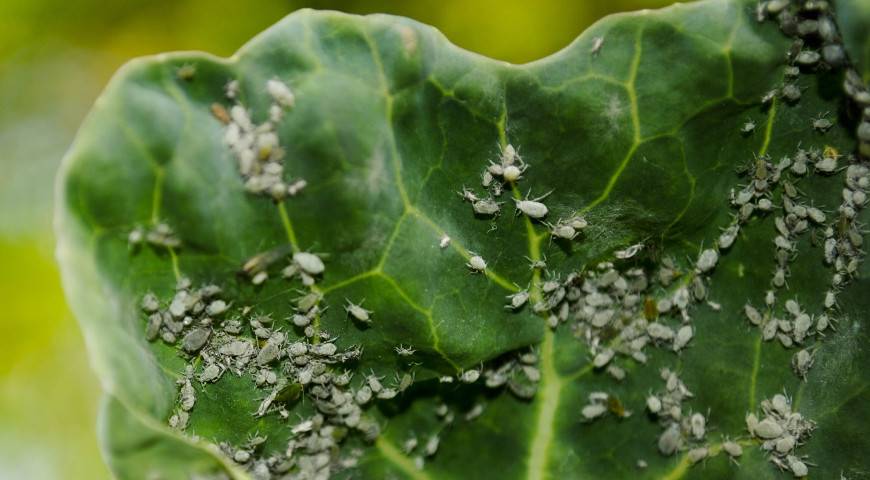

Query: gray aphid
[345,299,372,323]
[473,198,502,216]
[293,252,325,275]
[696,249,719,273]
[182,328,211,354]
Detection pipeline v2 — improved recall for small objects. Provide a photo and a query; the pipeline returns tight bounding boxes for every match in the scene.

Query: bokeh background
[0,0,672,477]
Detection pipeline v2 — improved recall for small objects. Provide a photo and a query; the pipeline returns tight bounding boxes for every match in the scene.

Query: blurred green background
[0,0,671,477]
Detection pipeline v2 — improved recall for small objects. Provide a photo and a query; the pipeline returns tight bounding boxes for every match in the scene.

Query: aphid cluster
[128,222,181,249]
[219,78,306,200]
[646,369,706,458]
[140,272,424,479]
[746,393,815,477]
[758,0,870,160]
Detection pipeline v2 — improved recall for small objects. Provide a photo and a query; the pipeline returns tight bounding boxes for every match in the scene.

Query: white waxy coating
[582,403,607,420]
[468,255,487,271]
[754,418,784,439]
[503,165,522,182]
[515,199,548,219]
[266,79,295,108]
[293,252,325,275]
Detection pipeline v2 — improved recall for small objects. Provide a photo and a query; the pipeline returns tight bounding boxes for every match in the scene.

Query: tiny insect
[395,345,416,356]
[503,164,524,183]
[673,325,694,352]
[696,248,719,273]
[646,395,662,414]
[439,235,451,249]
[795,50,821,66]
[514,190,552,219]
[781,83,801,102]
[548,221,578,240]
[581,403,608,420]
[812,113,833,132]
[293,252,325,276]
[761,89,777,104]
[473,198,502,216]
[590,36,604,56]
[745,304,763,326]
[753,418,784,439]
[718,223,739,249]
[657,425,682,456]
[266,79,295,108]
[740,119,756,135]
[687,447,708,464]
[466,253,487,273]
[211,103,231,124]
[345,299,373,324]
[814,155,837,173]
[505,290,530,310]
[722,440,743,459]
[176,64,196,81]
[458,186,479,203]
[592,348,614,368]
[460,369,480,383]
[614,243,644,260]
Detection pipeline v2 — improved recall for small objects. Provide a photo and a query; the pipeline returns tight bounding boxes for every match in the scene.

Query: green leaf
[56,1,870,479]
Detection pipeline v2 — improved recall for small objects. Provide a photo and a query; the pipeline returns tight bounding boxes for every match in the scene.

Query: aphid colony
[728,144,869,380]
[746,393,816,477]
[127,222,181,249]
[458,143,589,239]
[400,399,489,470]
[757,0,870,160]
[645,369,707,458]
[218,78,307,200]
[140,274,422,479]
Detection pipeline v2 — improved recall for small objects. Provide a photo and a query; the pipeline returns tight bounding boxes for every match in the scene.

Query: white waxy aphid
[345,299,372,324]
[467,254,487,272]
[293,252,325,275]
[673,325,694,352]
[141,292,160,312]
[206,300,229,316]
[615,243,644,260]
[266,79,295,108]
[506,290,530,310]
[722,440,743,458]
[687,447,708,464]
[590,36,604,55]
[514,196,549,219]
[252,271,268,285]
[199,364,223,383]
[762,319,778,341]
[439,235,450,249]
[180,379,196,411]
[607,365,626,381]
[424,435,440,457]
[746,413,759,435]
[225,79,239,99]
[503,165,523,182]
[690,412,706,439]
[719,223,739,249]
[581,403,608,420]
[824,290,837,310]
[788,456,808,477]
[753,418,784,439]
[464,403,485,421]
[646,395,662,414]
[549,222,577,240]
[696,248,719,273]
[501,144,518,165]
[395,345,416,356]
[473,198,501,216]
[806,206,826,224]
[815,156,837,173]
[637,460,647,469]
[592,348,614,368]
[458,186,479,203]
[460,369,480,383]
[776,434,796,454]
[658,425,682,456]
[792,349,814,380]
[647,322,675,341]
[481,170,494,187]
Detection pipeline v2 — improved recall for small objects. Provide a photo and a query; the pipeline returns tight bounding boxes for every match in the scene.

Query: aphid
[395,345,416,356]
[439,235,451,249]
[590,36,604,56]
[179,378,196,411]
[287,179,307,196]
[458,186,479,203]
[293,252,325,276]
[657,424,682,456]
[225,79,239,99]
[696,248,719,273]
[252,271,268,285]
[581,403,608,420]
[753,418,784,439]
[745,304,763,326]
[718,223,739,249]
[824,290,837,310]
[266,79,295,108]
[176,63,196,81]
[182,328,210,354]
[646,395,662,414]
[796,50,821,66]
[345,299,373,324]
[506,290,530,310]
[548,222,578,240]
[503,165,524,183]
[424,435,440,457]
[787,455,808,477]
[514,191,551,219]
[473,198,502,216]
[741,119,756,135]
[722,440,743,458]
[210,103,231,124]
[606,365,626,381]
[592,348,615,368]
[772,266,788,289]
[761,89,778,104]
[690,412,706,439]
[647,322,675,341]
[460,369,480,383]
[806,206,826,224]
[812,113,833,132]
[814,156,837,173]
[198,363,223,383]
[673,325,694,352]
[687,447,708,464]
[467,254,487,273]
[501,144,519,165]
[615,243,644,260]
[206,300,229,316]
